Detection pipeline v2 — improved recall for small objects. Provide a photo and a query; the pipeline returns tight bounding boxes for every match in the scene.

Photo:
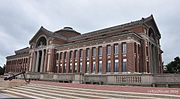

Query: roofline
[29,26,53,44]
[70,15,152,41]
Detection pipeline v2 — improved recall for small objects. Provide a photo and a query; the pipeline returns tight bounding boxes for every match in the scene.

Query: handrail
[4,71,30,83]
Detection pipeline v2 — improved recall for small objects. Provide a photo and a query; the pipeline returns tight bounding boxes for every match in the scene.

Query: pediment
[144,15,161,38]
[29,26,53,44]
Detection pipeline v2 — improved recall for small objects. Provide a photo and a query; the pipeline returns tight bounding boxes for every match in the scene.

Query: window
[98,46,102,56]
[122,59,127,72]
[86,62,89,73]
[114,44,119,55]
[64,63,67,73]
[92,61,96,73]
[86,48,90,58]
[64,52,67,59]
[56,53,59,60]
[134,43,137,53]
[80,62,82,73]
[75,63,77,73]
[69,63,72,73]
[92,47,96,57]
[60,52,62,60]
[114,59,119,72]
[75,50,78,59]
[122,43,127,55]
[69,51,73,59]
[60,63,62,73]
[107,45,111,55]
[99,61,102,73]
[79,49,83,58]
[106,60,111,72]
[146,46,148,56]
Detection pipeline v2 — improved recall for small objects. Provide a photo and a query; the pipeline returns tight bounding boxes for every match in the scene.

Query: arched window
[148,28,155,40]
[36,37,47,48]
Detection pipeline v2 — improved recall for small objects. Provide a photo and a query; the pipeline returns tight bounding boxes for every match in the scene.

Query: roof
[29,15,160,44]
[29,26,68,44]
[69,15,161,41]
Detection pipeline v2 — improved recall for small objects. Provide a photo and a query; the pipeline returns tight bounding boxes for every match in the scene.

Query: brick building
[5,15,163,84]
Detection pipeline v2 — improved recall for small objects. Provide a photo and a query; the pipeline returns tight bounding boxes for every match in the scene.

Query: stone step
[2,83,180,99]
[25,84,156,99]
[3,89,44,99]
[4,87,81,99]
[28,84,180,99]
[13,86,112,99]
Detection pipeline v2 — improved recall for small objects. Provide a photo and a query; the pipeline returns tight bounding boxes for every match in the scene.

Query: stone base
[72,80,82,84]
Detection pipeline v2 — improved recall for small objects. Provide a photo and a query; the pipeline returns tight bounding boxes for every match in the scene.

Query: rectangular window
[86,48,90,58]
[134,43,137,53]
[99,61,102,73]
[86,62,89,73]
[98,46,102,56]
[122,59,127,72]
[69,63,72,73]
[56,53,59,60]
[92,47,96,57]
[64,52,67,59]
[114,59,119,72]
[69,51,73,59]
[122,43,127,55]
[60,63,62,73]
[75,50,78,59]
[75,63,77,73]
[106,60,111,72]
[64,63,67,73]
[146,46,148,56]
[92,61,96,73]
[80,62,82,73]
[79,49,83,58]
[60,52,62,60]
[107,45,111,55]
[114,44,119,55]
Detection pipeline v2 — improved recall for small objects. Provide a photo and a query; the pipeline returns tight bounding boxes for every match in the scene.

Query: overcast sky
[0,0,180,66]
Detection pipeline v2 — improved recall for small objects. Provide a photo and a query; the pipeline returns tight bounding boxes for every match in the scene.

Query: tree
[0,66,5,75]
[165,57,180,73]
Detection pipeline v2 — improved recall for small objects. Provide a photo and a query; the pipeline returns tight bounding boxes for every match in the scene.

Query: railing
[4,71,30,83]
[84,73,153,85]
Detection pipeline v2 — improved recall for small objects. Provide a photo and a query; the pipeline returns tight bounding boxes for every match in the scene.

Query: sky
[0,0,180,67]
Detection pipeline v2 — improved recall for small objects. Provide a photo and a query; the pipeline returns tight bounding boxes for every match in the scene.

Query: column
[62,52,65,73]
[111,44,115,73]
[35,51,40,72]
[136,44,140,72]
[82,49,86,74]
[43,50,47,72]
[89,48,93,73]
[32,52,37,72]
[102,45,107,74]
[66,51,70,73]
[95,46,99,74]
[72,50,75,73]
[40,50,44,72]
[47,50,50,72]
[77,50,80,73]
[118,43,122,72]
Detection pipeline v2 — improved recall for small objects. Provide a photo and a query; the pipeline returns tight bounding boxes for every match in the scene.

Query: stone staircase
[1,83,180,99]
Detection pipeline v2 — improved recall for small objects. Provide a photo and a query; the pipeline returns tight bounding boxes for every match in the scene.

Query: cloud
[0,0,180,66]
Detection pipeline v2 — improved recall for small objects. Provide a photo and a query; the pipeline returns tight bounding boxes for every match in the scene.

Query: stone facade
[5,15,163,76]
